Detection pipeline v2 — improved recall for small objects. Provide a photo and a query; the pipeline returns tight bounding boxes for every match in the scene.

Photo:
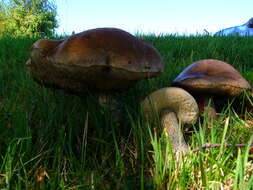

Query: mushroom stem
[161,109,188,152]
[98,94,122,125]
[98,93,111,109]
[196,96,217,119]
[244,89,253,114]
[141,87,199,153]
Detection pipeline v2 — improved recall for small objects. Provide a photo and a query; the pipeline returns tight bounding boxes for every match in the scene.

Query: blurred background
[55,0,253,35]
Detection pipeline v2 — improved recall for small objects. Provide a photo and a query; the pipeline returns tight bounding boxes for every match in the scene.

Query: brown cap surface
[172,59,251,96]
[26,28,164,92]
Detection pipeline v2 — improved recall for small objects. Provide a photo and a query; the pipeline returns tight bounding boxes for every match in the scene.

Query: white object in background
[215,18,253,36]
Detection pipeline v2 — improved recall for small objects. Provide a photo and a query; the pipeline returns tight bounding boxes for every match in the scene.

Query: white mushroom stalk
[141,87,199,153]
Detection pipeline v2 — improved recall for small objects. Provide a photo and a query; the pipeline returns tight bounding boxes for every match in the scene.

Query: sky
[55,0,253,35]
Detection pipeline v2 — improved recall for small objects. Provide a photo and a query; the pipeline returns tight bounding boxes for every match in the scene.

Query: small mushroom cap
[26,27,164,93]
[141,87,199,124]
[172,59,251,96]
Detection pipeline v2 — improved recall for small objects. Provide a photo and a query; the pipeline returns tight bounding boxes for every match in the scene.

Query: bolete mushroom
[141,87,199,153]
[26,27,164,122]
[172,59,251,118]
[26,27,163,92]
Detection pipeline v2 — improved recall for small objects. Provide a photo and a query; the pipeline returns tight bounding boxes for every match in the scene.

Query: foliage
[0,0,58,36]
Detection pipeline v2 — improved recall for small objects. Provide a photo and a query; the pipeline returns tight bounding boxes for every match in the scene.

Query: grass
[0,33,252,189]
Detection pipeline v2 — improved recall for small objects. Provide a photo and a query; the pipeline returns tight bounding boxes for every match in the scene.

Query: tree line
[0,0,58,36]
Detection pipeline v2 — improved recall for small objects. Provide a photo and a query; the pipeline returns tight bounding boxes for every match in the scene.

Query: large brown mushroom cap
[26,28,164,93]
[172,59,251,96]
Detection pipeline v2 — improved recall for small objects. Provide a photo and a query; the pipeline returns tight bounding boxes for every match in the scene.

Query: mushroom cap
[172,59,251,96]
[141,87,199,124]
[26,27,164,93]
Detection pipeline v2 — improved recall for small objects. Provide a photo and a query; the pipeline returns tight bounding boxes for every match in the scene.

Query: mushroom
[26,27,163,92]
[26,27,164,123]
[141,87,199,153]
[172,59,252,119]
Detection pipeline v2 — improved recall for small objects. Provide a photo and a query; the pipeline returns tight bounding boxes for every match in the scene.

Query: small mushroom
[172,59,251,118]
[26,28,164,123]
[141,87,199,153]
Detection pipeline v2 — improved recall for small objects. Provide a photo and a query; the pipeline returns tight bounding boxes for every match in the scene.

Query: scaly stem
[98,94,122,126]
[160,109,188,153]
[196,96,217,119]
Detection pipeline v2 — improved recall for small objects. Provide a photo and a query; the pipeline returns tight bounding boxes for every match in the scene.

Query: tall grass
[0,34,252,189]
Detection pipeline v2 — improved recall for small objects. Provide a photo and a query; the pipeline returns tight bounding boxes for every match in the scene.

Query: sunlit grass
[0,34,252,189]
